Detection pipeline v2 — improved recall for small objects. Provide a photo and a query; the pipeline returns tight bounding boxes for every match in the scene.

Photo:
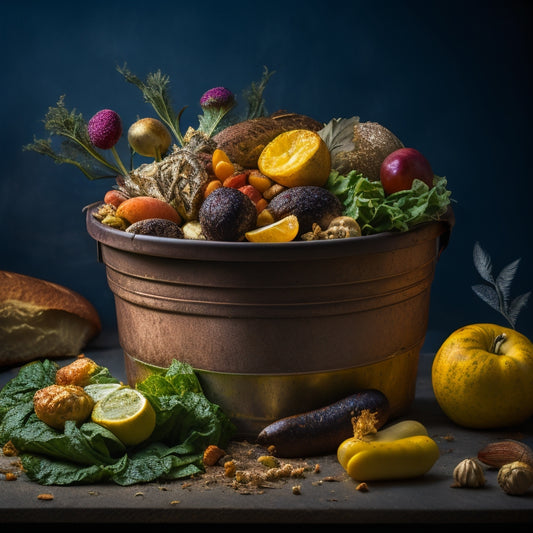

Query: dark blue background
[1,0,531,351]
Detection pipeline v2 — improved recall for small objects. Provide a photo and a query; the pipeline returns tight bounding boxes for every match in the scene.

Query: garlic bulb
[453,458,486,488]
[497,461,533,495]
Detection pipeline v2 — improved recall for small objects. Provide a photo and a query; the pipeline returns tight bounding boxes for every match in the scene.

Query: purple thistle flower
[88,109,123,149]
[199,87,235,109]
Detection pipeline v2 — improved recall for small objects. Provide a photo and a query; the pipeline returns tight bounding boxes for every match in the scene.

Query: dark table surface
[1,332,532,526]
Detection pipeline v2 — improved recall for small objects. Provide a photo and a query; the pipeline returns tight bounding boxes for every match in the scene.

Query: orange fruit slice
[214,160,235,180]
[258,129,331,187]
[245,215,299,243]
[212,148,231,168]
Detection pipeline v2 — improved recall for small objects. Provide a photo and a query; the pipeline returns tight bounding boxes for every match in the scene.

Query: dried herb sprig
[243,65,275,120]
[117,64,187,146]
[472,241,530,329]
[23,96,124,180]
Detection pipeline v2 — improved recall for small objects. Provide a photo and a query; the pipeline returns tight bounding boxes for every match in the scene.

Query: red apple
[380,148,434,195]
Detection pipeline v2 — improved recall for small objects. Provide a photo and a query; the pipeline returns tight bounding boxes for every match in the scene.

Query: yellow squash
[337,419,439,481]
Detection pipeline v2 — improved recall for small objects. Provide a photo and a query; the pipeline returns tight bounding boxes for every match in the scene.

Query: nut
[497,461,533,495]
[262,183,285,200]
[452,458,485,488]
[478,440,533,469]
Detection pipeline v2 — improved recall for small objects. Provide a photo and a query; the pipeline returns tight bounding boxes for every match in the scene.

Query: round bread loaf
[0,271,101,367]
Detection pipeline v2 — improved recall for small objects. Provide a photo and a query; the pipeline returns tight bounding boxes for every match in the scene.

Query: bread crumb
[356,482,369,492]
[203,445,225,466]
[224,460,237,478]
[2,441,18,456]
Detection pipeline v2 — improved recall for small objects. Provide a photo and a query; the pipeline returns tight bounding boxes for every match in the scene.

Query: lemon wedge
[91,387,156,446]
[258,129,331,187]
[245,215,299,243]
[84,383,123,403]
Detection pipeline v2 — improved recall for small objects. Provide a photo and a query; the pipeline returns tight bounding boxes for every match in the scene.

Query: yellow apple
[431,323,533,429]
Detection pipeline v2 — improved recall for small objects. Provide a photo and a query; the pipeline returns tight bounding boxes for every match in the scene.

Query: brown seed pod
[497,461,533,495]
[452,458,486,488]
[478,440,533,469]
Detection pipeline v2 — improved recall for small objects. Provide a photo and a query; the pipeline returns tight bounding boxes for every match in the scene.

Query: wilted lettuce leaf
[0,359,235,486]
[325,170,452,234]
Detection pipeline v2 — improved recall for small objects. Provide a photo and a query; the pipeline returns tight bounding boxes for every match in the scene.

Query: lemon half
[245,215,299,242]
[91,387,156,446]
[258,129,331,187]
[84,383,123,403]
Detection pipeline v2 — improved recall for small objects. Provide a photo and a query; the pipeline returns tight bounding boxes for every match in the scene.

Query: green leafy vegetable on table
[0,359,235,486]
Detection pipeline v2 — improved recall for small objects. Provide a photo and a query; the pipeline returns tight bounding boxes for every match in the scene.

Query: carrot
[255,197,268,214]
[204,179,223,198]
[223,172,248,189]
[238,184,263,205]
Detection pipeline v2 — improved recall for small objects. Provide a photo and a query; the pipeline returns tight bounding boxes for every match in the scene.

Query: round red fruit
[104,189,128,208]
[380,148,434,195]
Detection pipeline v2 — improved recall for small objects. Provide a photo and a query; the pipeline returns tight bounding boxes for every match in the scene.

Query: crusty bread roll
[0,271,101,367]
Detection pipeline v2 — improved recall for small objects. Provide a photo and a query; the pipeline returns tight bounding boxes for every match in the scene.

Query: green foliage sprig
[23,95,124,180]
[243,65,276,120]
[117,64,187,146]
[472,241,530,329]
[23,66,275,181]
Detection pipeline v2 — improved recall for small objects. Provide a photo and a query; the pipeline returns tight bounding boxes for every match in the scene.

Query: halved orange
[245,215,299,243]
[258,129,331,187]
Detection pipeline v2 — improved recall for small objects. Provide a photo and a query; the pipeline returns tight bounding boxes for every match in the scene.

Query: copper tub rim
[86,202,454,261]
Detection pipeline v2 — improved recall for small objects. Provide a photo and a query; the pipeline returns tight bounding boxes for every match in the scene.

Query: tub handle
[436,207,455,259]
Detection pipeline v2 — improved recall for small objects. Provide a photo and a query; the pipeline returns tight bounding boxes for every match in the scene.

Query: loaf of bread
[0,271,101,367]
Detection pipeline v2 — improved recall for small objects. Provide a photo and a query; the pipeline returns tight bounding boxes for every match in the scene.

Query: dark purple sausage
[256,389,390,458]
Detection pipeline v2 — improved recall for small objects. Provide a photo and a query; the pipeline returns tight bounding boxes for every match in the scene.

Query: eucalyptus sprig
[117,64,187,146]
[23,96,124,180]
[472,241,530,329]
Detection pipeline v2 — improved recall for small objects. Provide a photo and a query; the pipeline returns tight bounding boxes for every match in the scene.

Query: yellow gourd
[337,413,440,481]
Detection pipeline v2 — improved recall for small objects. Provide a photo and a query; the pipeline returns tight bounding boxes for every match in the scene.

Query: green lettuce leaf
[325,170,452,234]
[0,359,235,486]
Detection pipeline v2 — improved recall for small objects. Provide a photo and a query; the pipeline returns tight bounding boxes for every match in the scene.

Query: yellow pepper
[337,417,440,481]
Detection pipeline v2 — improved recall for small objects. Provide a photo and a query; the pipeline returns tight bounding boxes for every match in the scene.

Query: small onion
[128,118,172,159]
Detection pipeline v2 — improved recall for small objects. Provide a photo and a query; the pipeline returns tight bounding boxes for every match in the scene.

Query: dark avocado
[267,186,343,235]
[199,187,257,241]
[125,218,184,238]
